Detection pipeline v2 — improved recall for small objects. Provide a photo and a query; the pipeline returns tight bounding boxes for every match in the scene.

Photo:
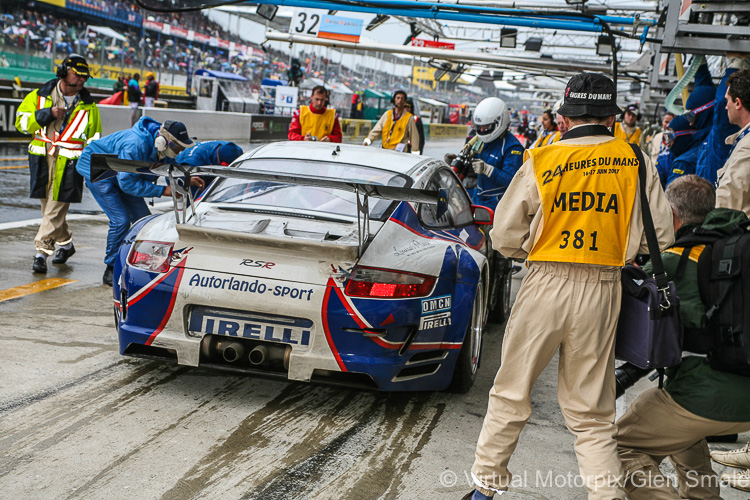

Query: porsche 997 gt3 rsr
[96,142,511,392]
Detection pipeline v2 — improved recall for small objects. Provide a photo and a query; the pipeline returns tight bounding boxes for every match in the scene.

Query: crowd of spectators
[1,4,473,106]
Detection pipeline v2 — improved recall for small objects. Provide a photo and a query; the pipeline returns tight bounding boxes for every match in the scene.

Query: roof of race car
[241,141,433,177]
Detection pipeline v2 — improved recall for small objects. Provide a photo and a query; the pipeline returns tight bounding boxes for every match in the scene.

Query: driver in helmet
[468,97,525,209]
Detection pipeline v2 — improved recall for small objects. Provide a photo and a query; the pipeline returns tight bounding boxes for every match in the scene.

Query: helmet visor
[475,121,497,136]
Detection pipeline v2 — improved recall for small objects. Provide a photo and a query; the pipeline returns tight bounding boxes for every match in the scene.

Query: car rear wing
[90,154,446,257]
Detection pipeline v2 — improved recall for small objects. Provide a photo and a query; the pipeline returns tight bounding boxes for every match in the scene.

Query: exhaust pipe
[218,341,245,363]
[249,344,292,369]
[248,345,268,365]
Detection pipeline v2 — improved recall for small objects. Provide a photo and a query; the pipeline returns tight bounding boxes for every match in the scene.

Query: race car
[95,141,513,392]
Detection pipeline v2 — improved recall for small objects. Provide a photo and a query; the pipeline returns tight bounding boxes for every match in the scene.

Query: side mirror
[472,205,494,225]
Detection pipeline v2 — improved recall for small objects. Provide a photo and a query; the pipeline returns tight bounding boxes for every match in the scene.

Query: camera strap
[630,143,672,309]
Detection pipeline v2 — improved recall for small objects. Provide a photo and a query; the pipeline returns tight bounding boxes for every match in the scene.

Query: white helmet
[473,97,510,143]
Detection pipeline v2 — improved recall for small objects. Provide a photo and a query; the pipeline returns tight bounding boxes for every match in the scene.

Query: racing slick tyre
[448,285,484,393]
[487,252,512,325]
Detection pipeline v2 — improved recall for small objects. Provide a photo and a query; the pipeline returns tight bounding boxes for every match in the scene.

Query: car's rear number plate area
[189,307,313,349]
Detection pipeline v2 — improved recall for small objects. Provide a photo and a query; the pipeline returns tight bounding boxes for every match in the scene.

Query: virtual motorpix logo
[439,469,726,491]
[188,273,314,301]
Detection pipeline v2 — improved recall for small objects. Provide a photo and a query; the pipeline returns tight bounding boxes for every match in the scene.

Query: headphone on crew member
[154,120,178,153]
[56,54,86,79]
[543,109,557,129]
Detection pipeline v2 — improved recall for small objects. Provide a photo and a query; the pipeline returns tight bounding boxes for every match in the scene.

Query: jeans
[87,177,151,266]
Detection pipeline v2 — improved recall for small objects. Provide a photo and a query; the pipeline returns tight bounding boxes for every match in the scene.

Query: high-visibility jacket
[15,79,102,202]
[526,137,640,266]
[613,122,642,144]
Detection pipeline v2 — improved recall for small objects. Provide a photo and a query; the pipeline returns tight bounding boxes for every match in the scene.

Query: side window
[419,168,473,229]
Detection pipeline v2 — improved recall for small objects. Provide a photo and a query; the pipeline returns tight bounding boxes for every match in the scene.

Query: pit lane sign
[0,99,23,138]
[290,8,327,37]
[411,38,456,50]
[290,9,363,42]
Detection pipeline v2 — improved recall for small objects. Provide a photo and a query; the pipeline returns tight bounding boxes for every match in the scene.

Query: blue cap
[217,143,243,165]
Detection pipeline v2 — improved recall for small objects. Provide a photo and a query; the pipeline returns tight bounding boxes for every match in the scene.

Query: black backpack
[672,208,750,376]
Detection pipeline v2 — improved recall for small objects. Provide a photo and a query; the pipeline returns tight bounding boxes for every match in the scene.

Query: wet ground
[1,138,748,500]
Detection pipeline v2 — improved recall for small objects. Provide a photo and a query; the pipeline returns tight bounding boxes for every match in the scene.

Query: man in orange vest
[363,89,420,153]
[288,85,342,143]
[464,73,674,500]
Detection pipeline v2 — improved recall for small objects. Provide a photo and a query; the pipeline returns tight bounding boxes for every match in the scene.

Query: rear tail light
[127,240,174,273]
[345,266,436,298]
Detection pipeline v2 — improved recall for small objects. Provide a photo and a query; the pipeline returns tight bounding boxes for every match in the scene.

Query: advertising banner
[317,15,363,43]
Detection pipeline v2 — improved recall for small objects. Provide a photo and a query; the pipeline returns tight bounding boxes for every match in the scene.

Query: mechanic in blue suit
[696,55,749,184]
[663,115,710,186]
[662,62,716,186]
[175,140,244,195]
[468,97,524,209]
[77,116,202,286]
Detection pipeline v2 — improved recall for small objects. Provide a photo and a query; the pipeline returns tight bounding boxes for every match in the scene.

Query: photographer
[616,175,750,499]
[288,85,342,143]
[463,97,524,210]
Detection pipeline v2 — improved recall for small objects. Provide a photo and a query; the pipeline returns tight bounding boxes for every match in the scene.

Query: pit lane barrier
[2,98,468,143]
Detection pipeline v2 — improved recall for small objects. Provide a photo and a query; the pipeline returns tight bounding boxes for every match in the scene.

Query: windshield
[204,159,411,221]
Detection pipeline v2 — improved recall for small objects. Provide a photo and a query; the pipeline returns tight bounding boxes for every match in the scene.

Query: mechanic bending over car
[287,85,342,143]
[615,175,750,499]
[76,117,204,286]
[464,72,674,500]
[362,89,421,154]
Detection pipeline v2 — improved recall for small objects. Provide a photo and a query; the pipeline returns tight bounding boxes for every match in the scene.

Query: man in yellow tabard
[614,103,643,144]
[362,89,421,153]
[288,85,342,143]
[464,73,674,500]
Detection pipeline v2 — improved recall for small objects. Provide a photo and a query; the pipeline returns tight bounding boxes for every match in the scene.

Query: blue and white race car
[95,141,512,392]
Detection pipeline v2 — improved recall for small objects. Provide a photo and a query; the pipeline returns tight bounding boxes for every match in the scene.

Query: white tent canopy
[331,83,354,94]
[85,26,127,43]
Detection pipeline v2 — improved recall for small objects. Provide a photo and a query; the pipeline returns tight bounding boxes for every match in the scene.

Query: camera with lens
[450,148,478,190]
[615,362,660,399]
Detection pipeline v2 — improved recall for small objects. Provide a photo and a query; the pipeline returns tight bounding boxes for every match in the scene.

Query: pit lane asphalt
[1,138,748,500]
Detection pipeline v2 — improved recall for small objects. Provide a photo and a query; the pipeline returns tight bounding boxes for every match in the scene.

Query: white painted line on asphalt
[0,214,109,231]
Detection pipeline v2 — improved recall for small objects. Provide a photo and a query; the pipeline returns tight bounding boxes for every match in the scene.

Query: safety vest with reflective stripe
[15,81,102,201]
[527,138,639,266]
[299,106,336,140]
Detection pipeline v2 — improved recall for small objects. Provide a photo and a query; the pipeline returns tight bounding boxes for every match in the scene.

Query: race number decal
[290,9,326,36]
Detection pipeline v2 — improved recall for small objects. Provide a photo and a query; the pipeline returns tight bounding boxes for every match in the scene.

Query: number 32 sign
[290,8,327,36]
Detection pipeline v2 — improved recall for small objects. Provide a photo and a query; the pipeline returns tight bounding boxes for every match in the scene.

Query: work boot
[52,244,76,264]
[32,255,48,273]
[712,443,750,468]
[102,265,114,287]
[721,469,750,492]
[461,490,493,500]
